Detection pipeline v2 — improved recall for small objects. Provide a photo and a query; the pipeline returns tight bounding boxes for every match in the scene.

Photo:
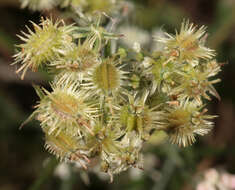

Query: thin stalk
[209,4,235,49]
[28,157,59,190]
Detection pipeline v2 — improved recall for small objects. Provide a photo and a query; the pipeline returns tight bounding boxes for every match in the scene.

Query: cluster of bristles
[13,17,221,181]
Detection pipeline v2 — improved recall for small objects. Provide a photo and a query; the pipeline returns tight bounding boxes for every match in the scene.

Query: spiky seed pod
[93,60,119,91]
[161,100,215,147]
[20,0,57,11]
[120,92,163,140]
[157,20,215,62]
[51,35,100,85]
[87,57,126,97]
[169,62,221,104]
[45,131,90,169]
[13,18,75,79]
[35,82,98,137]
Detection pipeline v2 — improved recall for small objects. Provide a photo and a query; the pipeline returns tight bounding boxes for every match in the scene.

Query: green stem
[209,4,235,49]
[100,94,106,126]
[152,157,175,190]
[28,157,59,190]
[152,146,182,190]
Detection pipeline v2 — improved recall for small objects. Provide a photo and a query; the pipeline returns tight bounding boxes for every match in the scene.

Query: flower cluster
[13,17,221,180]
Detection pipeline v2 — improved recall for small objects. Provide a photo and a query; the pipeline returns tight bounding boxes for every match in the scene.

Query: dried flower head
[13,18,75,79]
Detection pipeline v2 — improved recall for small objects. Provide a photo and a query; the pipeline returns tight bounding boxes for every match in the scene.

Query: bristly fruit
[51,35,100,85]
[34,82,98,137]
[89,57,127,97]
[13,17,75,79]
[157,20,215,63]
[14,16,222,181]
[160,100,215,147]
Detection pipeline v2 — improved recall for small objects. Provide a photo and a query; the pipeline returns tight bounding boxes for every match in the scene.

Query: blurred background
[0,0,235,189]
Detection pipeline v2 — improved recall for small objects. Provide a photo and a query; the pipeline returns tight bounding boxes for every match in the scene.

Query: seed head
[88,57,126,97]
[170,61,221,104]
[51,35,100,85]
[157,20,215,62]
[35,82,98,137]
[161,100,215,147]
[45,131,90,169]
[13,18,75,79]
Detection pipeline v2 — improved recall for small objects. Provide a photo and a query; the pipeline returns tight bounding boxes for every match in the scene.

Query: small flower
[160,100,215,147]
[151,28,165,52]
[157,20,215,62]
[13,18,75,79]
